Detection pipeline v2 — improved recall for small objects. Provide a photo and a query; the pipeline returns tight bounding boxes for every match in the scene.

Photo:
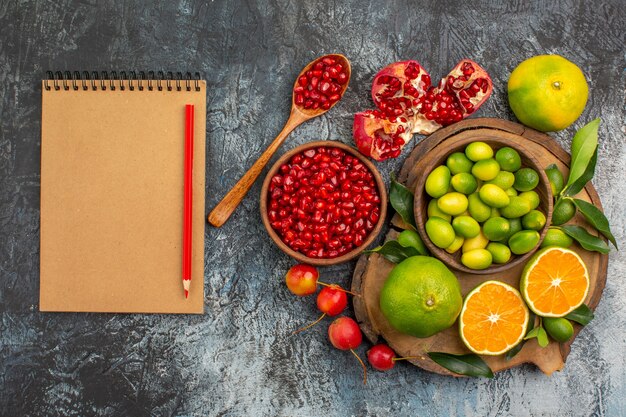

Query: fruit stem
[350,349,367,385]
[318,281,361,297]
[292,313,326,335]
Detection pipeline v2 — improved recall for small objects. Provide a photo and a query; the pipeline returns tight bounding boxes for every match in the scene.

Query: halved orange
[520,247,589,317]
[459,281,529,355]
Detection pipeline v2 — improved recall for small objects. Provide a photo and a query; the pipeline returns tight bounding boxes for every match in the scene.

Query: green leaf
[563,148,597,197]
[390,178,416,230]
[364,240,420,264]
[566,118,600,189]
[537,327,549,347]
[565,304,595,326]
[524,327,541,341]
[561,225,610,254]
[572,198,618,248]
[427,352,494,378]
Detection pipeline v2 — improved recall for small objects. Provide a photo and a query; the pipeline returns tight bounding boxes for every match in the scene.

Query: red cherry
[367,344,396,371]
[316,285,348,316]
[328,316,362,350]
[292,285,353,334]
[328,317,367,384]
[285,264,318,296]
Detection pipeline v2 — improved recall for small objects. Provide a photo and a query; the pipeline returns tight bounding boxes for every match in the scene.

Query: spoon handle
[207,111,308,227]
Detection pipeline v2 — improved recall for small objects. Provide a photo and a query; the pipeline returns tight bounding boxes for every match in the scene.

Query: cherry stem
[318,281,361,297]
[292,313,326,335]
[350,349,367,385]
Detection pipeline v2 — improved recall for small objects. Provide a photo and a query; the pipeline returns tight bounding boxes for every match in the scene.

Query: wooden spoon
[207,54,351,227]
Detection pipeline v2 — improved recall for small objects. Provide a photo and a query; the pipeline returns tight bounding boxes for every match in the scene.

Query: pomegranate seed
[268,146,380,259]
[329,94,341,103]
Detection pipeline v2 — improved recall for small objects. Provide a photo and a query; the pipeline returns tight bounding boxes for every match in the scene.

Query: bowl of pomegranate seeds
[261,141,387,265]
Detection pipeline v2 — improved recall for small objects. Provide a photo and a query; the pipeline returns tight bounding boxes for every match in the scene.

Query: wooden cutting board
[351,118,609,376]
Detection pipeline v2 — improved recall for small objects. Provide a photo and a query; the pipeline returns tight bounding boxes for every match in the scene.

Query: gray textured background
[1,0,625,416]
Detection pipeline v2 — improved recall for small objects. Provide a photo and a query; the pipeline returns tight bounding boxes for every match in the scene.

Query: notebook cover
[40,80,206,313]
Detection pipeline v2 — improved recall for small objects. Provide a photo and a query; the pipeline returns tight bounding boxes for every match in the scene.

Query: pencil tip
[185,289,189,299]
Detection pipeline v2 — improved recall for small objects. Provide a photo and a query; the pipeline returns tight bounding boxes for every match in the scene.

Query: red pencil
[183,104,194,298]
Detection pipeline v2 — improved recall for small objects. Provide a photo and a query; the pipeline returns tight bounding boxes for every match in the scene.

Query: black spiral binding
[44,71,202,92]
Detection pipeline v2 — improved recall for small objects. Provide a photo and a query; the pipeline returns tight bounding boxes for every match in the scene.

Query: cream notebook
[40,72,205,313]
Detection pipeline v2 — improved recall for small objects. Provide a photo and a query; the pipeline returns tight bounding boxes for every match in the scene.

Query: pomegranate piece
[267,146,381,259]
[353,59,493,161]
[294,56,348,111]
[353,110,413,161]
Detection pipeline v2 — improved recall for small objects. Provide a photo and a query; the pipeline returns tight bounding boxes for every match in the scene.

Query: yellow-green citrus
[508,55,589,132]
[495,147,522,171]
[379,256,463,338]
[425,217,456,249]
[446,152,473,175]
[540,227,573,248]
[425,165,451,198]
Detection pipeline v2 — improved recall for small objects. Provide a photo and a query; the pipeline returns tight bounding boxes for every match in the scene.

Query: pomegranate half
[354,59,493,161]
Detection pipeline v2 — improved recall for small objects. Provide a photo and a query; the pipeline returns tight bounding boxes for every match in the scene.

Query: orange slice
[459,281,529,355]
[520,247,589,317]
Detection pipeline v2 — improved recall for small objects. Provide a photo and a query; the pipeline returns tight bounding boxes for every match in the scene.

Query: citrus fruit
[465,142,493,161]
[543,317,574,342]
[513,168,539,192]
[522,210,547,230]
[486,171,515,190]
[445,235,464,254]
[452,216,480,239]
[505,187,518,197]
[486,242,511,264]
[451,173,478,194]
[471,159,501,181]
[483,217,511,241]
[509,230,540,255]
[518,190,540,210]
[428,199,452,222]
[552,198,576,225]
[437,192,469,216]
[545,165,565,196]
[495,147,522,172]
[540,227,573,248]
[501,218,523,244]
[479,184,510,208]
[397,230,428,255]
[520,247,590,317]
[425,165,451,198]
[508,55,589,132]
[459,281,530,355]
[500,196,532,219]
[461,249,493,270]
[468,192,491,222]
[447,152,473,174]
[462,231,489,252]
[425,217,456,249]
[380,256,463,338]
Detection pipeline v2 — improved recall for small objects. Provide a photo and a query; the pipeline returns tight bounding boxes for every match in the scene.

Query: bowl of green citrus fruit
[414,135,553,274]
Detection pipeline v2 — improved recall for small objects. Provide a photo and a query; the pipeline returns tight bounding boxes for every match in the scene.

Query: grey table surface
[1,1,625,416]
